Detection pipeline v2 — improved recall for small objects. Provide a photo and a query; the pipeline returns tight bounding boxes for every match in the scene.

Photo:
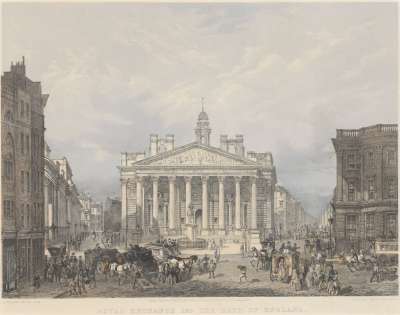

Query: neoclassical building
[332,124,398,252]
[120,109,277,245]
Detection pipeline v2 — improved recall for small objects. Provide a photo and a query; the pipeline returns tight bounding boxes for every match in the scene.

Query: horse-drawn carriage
[84,247,123,268]
[155,254,198,286]
[47,244,67,263]
[124,245,158,272]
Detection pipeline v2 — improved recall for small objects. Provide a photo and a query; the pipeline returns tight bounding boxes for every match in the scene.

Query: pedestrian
[208,259,217,279]
[117,263,124,286]
[370,260,380,283]
[290,269,301,291]
[44,260,49,282]
[214,247,220,262]
[240,244,245,257]
[33,273,41,292]
[89,264,97,288]
[55,261,62,284]
[238,265,247,282]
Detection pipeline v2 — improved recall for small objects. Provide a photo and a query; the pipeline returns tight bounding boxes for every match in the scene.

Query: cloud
[2,3,397,216]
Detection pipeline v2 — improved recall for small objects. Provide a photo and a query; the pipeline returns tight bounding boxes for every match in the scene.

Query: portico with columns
[120,109,277,245]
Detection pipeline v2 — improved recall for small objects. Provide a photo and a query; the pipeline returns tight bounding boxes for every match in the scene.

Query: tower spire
[195,98,211,145]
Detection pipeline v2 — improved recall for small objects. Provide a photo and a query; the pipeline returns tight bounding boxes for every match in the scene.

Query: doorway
[195,209,202,235]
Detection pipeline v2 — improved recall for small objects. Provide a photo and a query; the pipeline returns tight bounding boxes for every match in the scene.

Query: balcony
[337,124,397,138]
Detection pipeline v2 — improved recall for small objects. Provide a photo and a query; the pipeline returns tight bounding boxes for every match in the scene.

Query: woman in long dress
[278,258,286,281]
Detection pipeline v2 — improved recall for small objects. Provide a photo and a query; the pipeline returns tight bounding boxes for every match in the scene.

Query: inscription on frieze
[149,148,246,166]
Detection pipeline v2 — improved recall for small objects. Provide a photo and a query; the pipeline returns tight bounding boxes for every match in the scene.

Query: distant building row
[274,185,309,238]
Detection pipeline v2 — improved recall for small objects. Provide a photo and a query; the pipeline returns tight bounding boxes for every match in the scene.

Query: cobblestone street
[6,247,397,299]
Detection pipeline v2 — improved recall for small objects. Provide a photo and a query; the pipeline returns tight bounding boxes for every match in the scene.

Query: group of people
[207,238,224,250]
[162,238,180,252]
[244,239,342,295]
[101,260,145,289]
[196,254,218,279]
[43,252,97,296]
[68,238,82,252]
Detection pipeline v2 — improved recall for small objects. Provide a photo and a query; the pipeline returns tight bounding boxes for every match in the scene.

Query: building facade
[274,185,306,239]
[44,143,82,248]
[104,197,122,232]
[332,124,398,252]
[79,193,104,235]
[120,110,277,245]
[2,58,48,291]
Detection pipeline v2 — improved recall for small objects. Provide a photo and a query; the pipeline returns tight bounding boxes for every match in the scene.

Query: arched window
[25,103,30,119]
[20,100,25,118]
[4,110,14,122]
[3,133,15,181]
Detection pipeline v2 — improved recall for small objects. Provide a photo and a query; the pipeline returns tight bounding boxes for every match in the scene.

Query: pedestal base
[201,229,209,237]
[185,224,196,241]
[234,229,245,237]
[249,230,262,249]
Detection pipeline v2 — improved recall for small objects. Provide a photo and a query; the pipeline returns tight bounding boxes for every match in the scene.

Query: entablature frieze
[132,168,258,178]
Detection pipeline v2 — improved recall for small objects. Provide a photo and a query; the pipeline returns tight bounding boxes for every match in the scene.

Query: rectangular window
[3,200,11,218]
[20,133,24,154]
[26,204,30,227]
[347,153,356,169]
[20,205,25,227]
[387,150,396,166]
[346,215,357,240]
[20,101,24,118]
[348,182,355,201]
[4,160,13,180]
[387,178,396,199]
[26,135,30,155]
[367,151,375,168]
[21,171,25,193]
[279,200,284,207]
[27,172,30,193]
[368,177,375,200]
[385,214,397,239]
[25,103,29,119]
[365,213,374,239]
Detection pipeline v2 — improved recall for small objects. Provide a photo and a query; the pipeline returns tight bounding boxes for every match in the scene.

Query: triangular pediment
[135,143,258,168]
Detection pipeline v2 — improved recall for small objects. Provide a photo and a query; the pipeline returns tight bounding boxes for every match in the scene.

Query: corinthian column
[121,178,128,226]
[218,176,225,230]
[250,176,257,230]
[152,177,159,227]
[235,176,242,230]
[185,176,192,224]
[136,176,143,227]
[202,176,209,231]
[168,176,176,230]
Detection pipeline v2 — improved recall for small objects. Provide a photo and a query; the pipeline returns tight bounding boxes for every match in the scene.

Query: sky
[2,3,398,218]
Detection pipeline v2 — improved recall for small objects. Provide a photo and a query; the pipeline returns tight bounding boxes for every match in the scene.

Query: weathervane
[201,97,205,112]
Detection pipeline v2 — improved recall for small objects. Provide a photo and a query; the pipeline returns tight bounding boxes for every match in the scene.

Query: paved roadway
[5,239,397,298]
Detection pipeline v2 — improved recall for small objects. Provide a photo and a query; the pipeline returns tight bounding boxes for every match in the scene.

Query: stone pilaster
[202,176,209,233]
[234,176,241,230]
[152,176,159,227]
[184,176,192,224]
[136,176,143,228]
[250,176,257,230]
[168,176,176,231]
[218,176,225,232]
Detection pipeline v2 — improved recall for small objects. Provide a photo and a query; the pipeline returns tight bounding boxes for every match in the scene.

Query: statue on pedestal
[187,203,194,224]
